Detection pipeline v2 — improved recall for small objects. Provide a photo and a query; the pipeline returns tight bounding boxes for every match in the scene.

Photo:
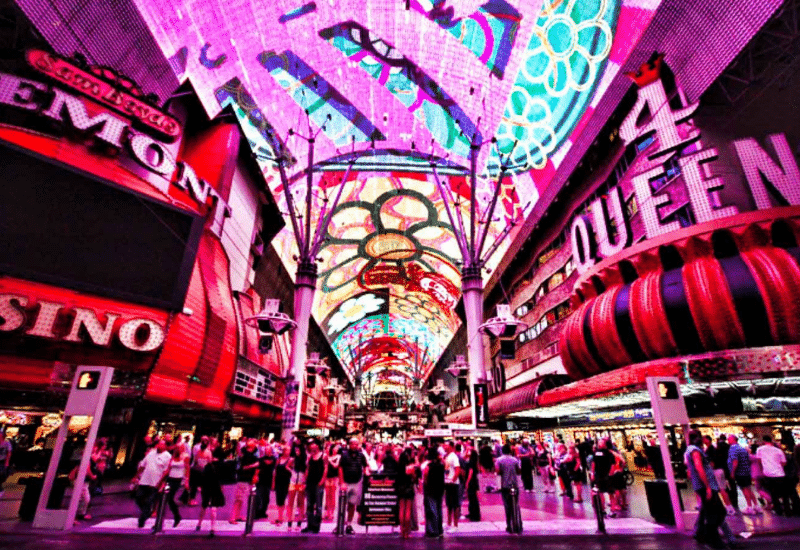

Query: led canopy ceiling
[128,0,661,393]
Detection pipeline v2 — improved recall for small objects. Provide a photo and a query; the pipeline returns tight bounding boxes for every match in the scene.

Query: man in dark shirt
[302,440,327,533]
[590,438,614,514]
[381,442,398,475]
[230,438,259,524]
[338,437,369,534]
[255,444,276,519]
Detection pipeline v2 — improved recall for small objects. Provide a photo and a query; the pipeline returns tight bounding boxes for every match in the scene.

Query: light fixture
[429,379,448,396]
[479,304,526,338]
[245,298,297,335]
[446,355,469,379]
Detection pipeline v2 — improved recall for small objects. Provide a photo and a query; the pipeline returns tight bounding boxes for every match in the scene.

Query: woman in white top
[160,445,190,527]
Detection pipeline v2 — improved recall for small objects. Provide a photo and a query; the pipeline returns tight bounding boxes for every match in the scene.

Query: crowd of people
[686,430,800,549]
[121,432,634,536]
[108,429,800,541]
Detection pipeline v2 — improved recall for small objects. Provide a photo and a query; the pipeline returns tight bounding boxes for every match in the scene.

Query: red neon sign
[26,49,181,141]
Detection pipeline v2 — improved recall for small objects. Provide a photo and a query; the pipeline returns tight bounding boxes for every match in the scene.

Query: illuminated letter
[0,74,45,110]
[592,187,632,258]
[679,148,738,223]
[0,294,27,331]
[26,300,63,338]
[630,166,682,239]
[734,133,800,209]
[571,214,597,274]
[42,88,127,147]
[118,318,166,352]
[128,133,177,176]
[619,78,699,161]
[63,307,119,346]
[175,162,211,204]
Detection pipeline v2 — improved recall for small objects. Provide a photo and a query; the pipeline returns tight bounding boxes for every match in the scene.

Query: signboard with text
[362,474,398,526]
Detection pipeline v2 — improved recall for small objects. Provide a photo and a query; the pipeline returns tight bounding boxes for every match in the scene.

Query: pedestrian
[757,435,789,515]
[301,440,327,533]
[396,446,418,539]
[535,442,554,493]
[382,442,398,474]
[255,443,276,519]
[69,457,98,521]
[287,436,307,530]
[478,440,495,493]
[133,438,170,528]
[684,429,727,549]
[90,438,111,496]
[727,435,760,514]
[0,431,12,499]
[196,444,225,538]
[517,438,534,492]
[554,443,573,499]
[704,435,735,515]
[324,443,341,521]
[337,437,369,534]
[566,444,585,503]
[159,443,190,527]
[590,438,615,517]
[422,445,445,538]
[189,435,210,505]
[495,443,522,533]
[749,443,772,509]
[464,440,481,521]
[230,438,259,524]
[442,440,461,533]
[273,443,293,526]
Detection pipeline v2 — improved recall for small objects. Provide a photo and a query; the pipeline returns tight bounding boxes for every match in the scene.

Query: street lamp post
[271,119,355,440]
[430,134,521,429]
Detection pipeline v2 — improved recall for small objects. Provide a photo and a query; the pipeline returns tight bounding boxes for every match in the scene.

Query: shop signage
[26,49,181,141]
[0,293,166,352]
[586,408,652,423]
[571,55,800,274]
[474,383,489,428]
[0,70,231,224]
[362,474,399,526]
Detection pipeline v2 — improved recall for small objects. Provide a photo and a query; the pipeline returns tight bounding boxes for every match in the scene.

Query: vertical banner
[474,383,489,428]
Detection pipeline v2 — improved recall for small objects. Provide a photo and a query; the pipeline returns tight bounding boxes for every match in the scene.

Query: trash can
[18,475,70,520]
[643,479,685,525]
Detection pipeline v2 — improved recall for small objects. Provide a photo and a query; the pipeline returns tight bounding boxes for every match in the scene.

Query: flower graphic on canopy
[523,0,613,98]
[488,0,620,175]
[327,293,386,336]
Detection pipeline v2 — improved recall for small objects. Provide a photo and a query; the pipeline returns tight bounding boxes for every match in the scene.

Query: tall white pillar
[282,263,317,441]
[462,268,486,430]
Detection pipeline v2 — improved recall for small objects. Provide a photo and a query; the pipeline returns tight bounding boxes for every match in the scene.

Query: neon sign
[0,71,231,226]
[0,293,166,353]
[26,49,181,141]
[571,55,800,273]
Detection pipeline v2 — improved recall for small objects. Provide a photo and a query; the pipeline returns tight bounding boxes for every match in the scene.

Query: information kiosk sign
[362,474,398,528]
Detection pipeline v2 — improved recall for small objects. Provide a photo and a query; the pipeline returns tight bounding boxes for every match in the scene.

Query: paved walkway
[1,470,799,538]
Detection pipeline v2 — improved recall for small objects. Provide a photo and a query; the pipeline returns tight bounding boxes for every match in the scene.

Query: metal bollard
[335,487,347,536]
[244,484,257,536]
[591,487,606,534]
[153,486,169,533]
[507,486,523,534]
